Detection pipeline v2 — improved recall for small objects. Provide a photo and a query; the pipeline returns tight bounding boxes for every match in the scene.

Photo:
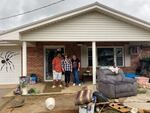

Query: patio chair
[96,68,137,99]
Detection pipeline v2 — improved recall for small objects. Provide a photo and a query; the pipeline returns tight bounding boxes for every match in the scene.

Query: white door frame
[43,45,65,82]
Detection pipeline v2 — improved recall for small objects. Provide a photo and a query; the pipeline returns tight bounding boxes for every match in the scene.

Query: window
[88,48,92,66]
[97,48,114,66]
[88,47,124,66]
[115,48,123,66]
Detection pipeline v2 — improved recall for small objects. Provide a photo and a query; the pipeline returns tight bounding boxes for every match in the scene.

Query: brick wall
[27,42,81,80]
[27,44,43,79]
[127,47,150,73]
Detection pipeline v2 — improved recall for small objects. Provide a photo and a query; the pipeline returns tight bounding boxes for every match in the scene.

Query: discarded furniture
[109,103,131,113]
[75,87,95,113]
[96,68,137,99]
[75,87,93,105]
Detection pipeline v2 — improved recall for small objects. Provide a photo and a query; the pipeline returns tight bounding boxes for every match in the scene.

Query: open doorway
[44,47,64,81]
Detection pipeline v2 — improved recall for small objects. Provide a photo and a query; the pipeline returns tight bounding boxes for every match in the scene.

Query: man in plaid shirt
[62,54,72,87]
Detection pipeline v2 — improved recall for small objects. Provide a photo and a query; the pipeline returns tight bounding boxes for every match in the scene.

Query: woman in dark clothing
[62,54,72,87]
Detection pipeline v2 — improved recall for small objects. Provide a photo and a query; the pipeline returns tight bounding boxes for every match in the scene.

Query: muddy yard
[0,94,78,113]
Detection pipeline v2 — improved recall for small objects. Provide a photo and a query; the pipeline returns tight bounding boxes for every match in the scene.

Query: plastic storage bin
[79,103,95,113]
[30,74,37,84]
[125,73,138,78]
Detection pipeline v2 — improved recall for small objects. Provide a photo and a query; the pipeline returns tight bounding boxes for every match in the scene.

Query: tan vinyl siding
[1,32,20,41]
[21,11,150,41]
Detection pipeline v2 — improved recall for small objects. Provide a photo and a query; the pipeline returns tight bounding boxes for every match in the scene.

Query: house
[0,2,150,84]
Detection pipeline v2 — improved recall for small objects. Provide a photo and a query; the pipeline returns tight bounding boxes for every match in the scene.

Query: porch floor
[4,82,95,97]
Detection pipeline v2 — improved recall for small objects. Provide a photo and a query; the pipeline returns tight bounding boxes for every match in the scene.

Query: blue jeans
[73,69,80,84]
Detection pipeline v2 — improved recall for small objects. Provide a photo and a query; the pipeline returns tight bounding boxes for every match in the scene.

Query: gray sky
[0,0,150,31]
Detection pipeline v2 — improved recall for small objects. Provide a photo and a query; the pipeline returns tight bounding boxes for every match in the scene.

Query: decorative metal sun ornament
[0,51,19,72]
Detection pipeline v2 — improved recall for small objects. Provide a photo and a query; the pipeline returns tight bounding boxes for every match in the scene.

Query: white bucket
[45,98,55,110]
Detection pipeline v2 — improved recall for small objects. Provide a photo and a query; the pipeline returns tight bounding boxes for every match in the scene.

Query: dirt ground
[0,94,78,113]
[123,94,150,111]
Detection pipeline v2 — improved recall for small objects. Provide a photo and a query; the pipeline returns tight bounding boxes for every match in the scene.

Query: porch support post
[22,41,27,76]
[92,41,96,84]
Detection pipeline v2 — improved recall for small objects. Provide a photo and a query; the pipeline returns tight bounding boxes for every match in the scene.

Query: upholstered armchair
[96,68,137,99]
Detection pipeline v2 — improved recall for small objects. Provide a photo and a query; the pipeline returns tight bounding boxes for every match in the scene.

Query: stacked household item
[136,76,150,89]
[75,87,95,113]
[30,73,37,84]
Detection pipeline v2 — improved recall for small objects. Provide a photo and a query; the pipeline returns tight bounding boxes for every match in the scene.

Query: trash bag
[93,91,108,102]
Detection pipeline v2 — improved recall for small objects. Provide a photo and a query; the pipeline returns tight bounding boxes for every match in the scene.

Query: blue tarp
[124,73,139,78]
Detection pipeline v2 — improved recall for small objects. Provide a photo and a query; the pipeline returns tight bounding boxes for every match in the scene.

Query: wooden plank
[109,103,131,113]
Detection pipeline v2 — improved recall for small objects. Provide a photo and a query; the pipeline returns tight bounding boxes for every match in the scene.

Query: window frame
[87,46,125,67]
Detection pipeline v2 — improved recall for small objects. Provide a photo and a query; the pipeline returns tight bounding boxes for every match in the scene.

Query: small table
[82,72,92,83]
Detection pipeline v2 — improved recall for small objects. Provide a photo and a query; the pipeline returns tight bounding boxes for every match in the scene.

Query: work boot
[52,80,56,88]
[59,84,62,88]
[52,85,56,88]
[65,83,69,87]
[58,80,62,88]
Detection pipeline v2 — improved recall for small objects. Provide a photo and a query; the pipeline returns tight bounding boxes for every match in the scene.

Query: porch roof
[0,2,150,41]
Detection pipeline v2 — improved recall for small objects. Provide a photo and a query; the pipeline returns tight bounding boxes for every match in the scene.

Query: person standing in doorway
[72,55,81,86]
[52,52,63,88]
[62,54,72,87]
